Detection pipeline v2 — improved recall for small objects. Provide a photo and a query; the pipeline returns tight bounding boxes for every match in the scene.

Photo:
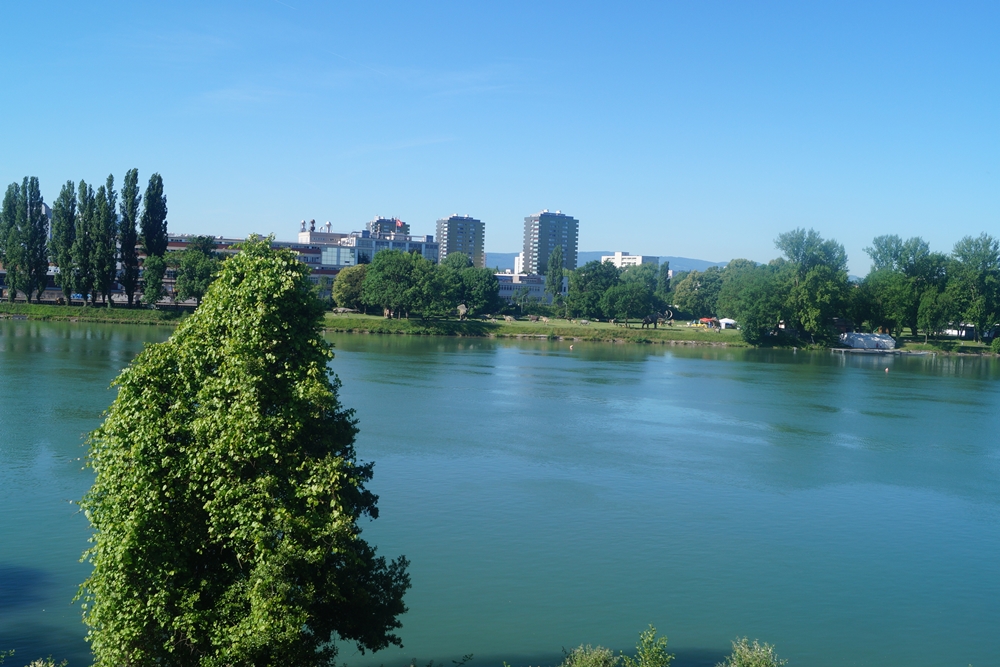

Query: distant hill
[485,251,727,273]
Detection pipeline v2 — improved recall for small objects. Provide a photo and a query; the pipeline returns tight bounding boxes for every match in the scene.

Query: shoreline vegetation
[1,303,996,354]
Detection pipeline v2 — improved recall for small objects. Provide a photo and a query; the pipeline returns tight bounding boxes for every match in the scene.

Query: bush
[561,645,620,667]
[716,637,787,667]
[622,626,673,667]
[991,337,1000,354]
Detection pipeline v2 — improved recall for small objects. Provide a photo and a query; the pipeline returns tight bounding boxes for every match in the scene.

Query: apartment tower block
[436,215,486,268]
[521,209,579,275]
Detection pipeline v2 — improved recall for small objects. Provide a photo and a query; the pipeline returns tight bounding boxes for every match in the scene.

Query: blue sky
[1,1,997,274]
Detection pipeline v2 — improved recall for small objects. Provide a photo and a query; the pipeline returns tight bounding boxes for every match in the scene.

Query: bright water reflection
[2,323,998,667]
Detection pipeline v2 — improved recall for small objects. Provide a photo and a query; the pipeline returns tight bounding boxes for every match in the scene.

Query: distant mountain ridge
[485,251,727,273]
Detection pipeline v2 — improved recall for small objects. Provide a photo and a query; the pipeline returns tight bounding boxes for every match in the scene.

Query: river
[1,321,998,666]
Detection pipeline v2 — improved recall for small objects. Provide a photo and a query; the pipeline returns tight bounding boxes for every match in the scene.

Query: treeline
[0,171,169,306]
[668,229,1000,344]
[332,251,503,318]
[564,258,673,324]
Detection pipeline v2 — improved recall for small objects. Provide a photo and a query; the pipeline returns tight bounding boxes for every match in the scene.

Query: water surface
[1,323,998,666]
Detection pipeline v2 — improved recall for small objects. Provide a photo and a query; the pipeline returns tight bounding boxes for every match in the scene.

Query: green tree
[140,173,168,257]
[860,269,913,336]
[716,265,784,345]
[50,181,77,303]
[917,288,951,342]
[119,169,142,307]
[672,267,723,318]
[1,182,24,301]
[864,235,947,335]
[332,264,367,311]
[441,252,473,270]
[775,228,849,340]
[621,626,673,667]
[656,261,671,299]
[948,233,1000,340]
[175,236,220,305]
[140,254,167,307]
[460,266,501,316]
[567,260,620,319]
[21,177,50,303]
[600,282,652,326]
[72,181,96,305]
[79,235,410,667]
[92,176,118,306]
[545,244,564,300]
[361,250,414,317]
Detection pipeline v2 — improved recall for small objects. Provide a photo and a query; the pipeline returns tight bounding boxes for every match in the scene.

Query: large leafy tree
[774,228,849,340]
[948,233,1000,340]
[2,177,50,302]
[175,236,220,305]
[119,169,142,306]
[80,236,410,667]
[716,264,785,344]
[600,282,652,326]
[140,254,167,307]
[864,235,946,335]
[460,266,501,316]
[567,260,620,319]
[72,181,96,305]
[50,180,78,303]
[671,266,723,318]
[361,250,414,317]
[140,173,168,257]
[92,176,118,306]
[332,264,367,311]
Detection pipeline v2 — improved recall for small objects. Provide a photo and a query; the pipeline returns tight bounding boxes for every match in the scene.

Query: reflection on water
[1,324,999,667]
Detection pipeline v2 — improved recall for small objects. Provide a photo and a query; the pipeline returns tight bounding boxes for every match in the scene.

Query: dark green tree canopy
[119,168,142,306]
[175,236,221,304]
[140,173,168,257]
[441,252,472,270]
[81,236,410,666]
[567,260,620,319]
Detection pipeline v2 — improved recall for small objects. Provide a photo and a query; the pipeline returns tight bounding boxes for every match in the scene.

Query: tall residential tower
[436,214,485,268]
[521,209,578,275]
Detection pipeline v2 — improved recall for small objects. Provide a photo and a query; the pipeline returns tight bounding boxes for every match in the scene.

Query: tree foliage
[672,267,723,318]
[80,236,410,667]
[92,176,118,305]
[333,264,367,311]
[716,637,786,667]
[72,181,97,305]
[140,173,168,257]
[567,260,620,319]
[175,236,221,305]
[50,181,77,303]
[601,282,652,325]
[119,169,142,306]
[545,244,564,300]
[140,254,167,307]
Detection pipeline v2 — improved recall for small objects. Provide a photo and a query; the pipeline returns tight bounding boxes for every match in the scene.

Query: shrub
[991,337,1000,354]
[561,645,620,667]
[716,637,787,667]
[622,626,673,667]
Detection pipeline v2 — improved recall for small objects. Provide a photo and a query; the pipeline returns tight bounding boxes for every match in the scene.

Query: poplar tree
[72,181,96,305]
[80,236,410,666]
[21,177,50,303]
[545,244,564,300]
[92,175,118,306]
[0,183,19,301]
[119,169,141,306]
[51,181,78,303]
[140,173,168,257]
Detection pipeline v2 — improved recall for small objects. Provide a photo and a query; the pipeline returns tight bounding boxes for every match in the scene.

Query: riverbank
[323,313,750,346]
[0,302,186,325]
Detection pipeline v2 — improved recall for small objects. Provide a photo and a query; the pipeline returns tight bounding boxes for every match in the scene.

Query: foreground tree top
[81,235,410,667]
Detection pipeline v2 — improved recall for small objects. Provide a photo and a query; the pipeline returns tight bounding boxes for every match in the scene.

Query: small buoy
[569,344,574,350]
[885,368,889,373]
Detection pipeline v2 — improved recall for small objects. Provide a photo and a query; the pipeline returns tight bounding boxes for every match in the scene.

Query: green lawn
[0,302,186,325]
[324,313,749,346]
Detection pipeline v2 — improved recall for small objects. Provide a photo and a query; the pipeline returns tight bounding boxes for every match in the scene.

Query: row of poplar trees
[0,170,168,306]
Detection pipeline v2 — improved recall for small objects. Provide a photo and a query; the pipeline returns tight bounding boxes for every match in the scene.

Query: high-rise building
[367,216,410,239]
[521,209,578,275]
[436,214,485,268]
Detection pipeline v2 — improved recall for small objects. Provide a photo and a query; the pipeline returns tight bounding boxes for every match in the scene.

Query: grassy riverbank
[0,302,186,325]
[324,313,749,346]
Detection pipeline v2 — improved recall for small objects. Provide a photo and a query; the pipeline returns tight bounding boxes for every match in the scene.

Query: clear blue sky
[2,1,997,274]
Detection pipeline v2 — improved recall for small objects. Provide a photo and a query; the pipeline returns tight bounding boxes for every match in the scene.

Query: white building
[495,272,567,305]
[601,251,659,269]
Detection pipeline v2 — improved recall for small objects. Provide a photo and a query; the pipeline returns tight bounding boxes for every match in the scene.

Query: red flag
[395,218,402,228]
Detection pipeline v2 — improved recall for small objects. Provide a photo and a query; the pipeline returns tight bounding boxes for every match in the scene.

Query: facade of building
[495,272,568,305]
[436,215,485,267]
[601,251,659,269]
[521,210,579,275]
[367,216,410,238]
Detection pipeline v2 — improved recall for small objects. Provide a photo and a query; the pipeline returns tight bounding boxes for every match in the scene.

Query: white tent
[719,318,737,329]
[840,332,895,350]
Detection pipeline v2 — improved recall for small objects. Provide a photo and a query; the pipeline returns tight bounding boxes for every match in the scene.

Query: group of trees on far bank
[333,251,503,318]
[0,172,169,306]
[667,229,1000,344]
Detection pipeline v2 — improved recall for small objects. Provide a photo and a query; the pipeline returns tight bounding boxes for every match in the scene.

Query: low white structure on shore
[840,333,896,350]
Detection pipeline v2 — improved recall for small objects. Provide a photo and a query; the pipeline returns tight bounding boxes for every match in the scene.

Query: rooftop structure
[367,216,410,239]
